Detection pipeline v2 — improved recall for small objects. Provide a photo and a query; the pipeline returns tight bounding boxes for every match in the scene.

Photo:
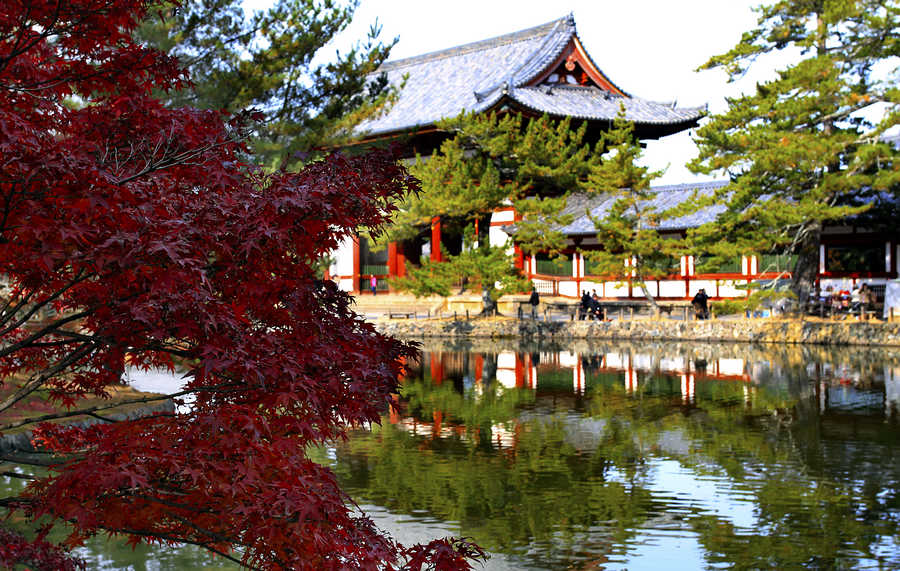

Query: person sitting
[590,291,604,320]
[580,291,591,320]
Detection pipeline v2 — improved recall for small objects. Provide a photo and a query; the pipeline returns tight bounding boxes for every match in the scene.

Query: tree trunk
[791,222,821,302]
[635,268,660,315]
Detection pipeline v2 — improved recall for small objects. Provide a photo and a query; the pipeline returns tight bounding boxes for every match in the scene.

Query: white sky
[240,1,799,184]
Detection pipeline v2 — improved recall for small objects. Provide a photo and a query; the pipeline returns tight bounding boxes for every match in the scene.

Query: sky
[241,0,795,184]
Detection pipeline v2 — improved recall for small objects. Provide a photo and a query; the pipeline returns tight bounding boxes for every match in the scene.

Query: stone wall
[373,317,900,347]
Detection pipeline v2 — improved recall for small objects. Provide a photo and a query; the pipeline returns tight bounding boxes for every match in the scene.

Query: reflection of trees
[0,472,238,570]
[585,381,900,569]
[333,343,900,568]
[400,376,532,433]
[334,419,652,568]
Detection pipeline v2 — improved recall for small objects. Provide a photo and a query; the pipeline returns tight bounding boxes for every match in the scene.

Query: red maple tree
[0,1,483,569]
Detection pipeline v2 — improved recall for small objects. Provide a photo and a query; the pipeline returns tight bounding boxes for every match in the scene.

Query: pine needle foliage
[688,0,900,299]
[585,109,683,308]
[388,112,598,308]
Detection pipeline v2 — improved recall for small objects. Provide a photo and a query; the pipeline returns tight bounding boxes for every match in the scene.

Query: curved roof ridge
[378,15,570,73]
[509,14,574,87]
[649,180,730,192]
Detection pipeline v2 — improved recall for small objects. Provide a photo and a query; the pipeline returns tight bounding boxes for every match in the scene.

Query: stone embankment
[373,317,900,347]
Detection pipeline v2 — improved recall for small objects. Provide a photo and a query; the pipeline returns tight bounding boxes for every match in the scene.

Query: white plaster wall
[688,280,718,297]
[580,281,601,296]
[605,281,629,297]
[659,280,687,298]
[338,278,354,292]
[489,226,510,248]
[635,281,659,297]
[558,280,579,297]
[717,280,746,298]
[490,210,516,223]
[332,236,355,277]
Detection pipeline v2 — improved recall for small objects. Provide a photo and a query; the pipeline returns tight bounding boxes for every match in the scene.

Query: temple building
[328,15,900,302]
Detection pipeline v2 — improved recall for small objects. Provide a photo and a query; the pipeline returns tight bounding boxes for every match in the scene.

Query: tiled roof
[509,86,705,125]
[356,15,704,138]
[553,180,730,236]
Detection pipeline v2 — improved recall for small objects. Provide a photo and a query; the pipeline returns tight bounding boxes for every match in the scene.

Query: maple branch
[99,523,260,570]
[0,342,95,415]
[0,269,93,337]
[0,380,244,432]
[114,137,244,186]
[0,496,34,509]
[0,308,93,359]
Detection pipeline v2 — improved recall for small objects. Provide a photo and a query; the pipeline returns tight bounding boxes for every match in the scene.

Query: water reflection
[331,340,900,570]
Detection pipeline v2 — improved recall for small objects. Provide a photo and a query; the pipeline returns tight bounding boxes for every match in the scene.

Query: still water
[3,339,899,569]
[332,339,900,570]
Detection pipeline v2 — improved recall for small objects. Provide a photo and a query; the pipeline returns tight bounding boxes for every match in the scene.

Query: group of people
[818,283,876,316]
[579,290,606,320]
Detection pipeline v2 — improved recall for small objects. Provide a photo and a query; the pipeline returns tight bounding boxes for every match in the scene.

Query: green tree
[139,0,395,165]
[585,110,681,311]
[388,112,595,311]
[689,0,900,299]
[392,240,532,313]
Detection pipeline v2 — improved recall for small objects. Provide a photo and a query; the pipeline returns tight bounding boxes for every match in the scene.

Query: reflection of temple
[391,349,899,451]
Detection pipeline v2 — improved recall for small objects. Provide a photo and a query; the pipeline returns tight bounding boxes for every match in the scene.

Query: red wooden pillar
[430,216,442,262]
[475,354,484,383]
[397,251,407,277]
[387,241,398,277]
[351,235,361,293]
[514,244,525,270]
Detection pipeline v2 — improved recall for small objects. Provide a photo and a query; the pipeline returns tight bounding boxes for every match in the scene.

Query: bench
[388,311,416,319]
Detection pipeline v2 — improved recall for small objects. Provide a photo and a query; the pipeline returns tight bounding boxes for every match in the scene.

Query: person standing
[529,287,540,319]
[370,275,377,296]
[692,288,709,320]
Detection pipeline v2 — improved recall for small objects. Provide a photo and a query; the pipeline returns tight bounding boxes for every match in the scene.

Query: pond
[3,339,899,569]
[330,339,900,570]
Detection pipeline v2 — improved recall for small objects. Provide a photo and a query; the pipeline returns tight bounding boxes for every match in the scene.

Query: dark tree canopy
[0,1,482,569]
[138,0,396,166]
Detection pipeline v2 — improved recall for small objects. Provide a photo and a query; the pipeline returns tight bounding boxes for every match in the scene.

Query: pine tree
[585,110,680,311]
[387,112,596,311]
[138,0,395,166]
[689,0,900,300]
